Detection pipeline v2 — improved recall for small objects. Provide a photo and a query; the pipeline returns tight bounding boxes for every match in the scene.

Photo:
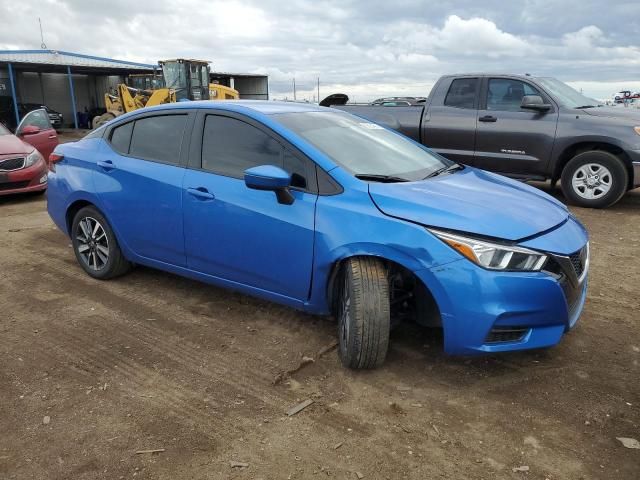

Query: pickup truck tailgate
[333,105,424,142]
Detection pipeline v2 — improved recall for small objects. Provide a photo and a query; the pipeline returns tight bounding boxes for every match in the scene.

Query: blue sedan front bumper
[418,263,587,355]
[416,218,589,355]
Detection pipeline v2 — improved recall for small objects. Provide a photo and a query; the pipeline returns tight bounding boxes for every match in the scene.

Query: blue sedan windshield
[274,111,451,181]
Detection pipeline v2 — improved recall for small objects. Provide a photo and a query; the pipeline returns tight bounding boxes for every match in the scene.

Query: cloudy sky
[1,0,639,101]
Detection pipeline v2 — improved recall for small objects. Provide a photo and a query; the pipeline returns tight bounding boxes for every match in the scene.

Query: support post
[67,65,78,129]
[39,72,46,104]
[8,63,20,127]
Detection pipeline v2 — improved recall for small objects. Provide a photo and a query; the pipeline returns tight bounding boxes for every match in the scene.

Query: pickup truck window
[274,111,451,182]
[487,79,542,112]
[444,78,478,109]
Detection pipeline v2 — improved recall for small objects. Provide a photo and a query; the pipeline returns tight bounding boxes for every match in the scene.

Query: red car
[0,109,58,196]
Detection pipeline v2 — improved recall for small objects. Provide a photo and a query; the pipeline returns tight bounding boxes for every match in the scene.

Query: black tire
[71,205,131,280]
[337,257,391,369]
[561,151,628,208]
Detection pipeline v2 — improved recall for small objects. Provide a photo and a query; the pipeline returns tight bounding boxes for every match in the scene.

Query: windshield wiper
[355,174,410,183]
[575,105,596,109]
[422,163,464,180]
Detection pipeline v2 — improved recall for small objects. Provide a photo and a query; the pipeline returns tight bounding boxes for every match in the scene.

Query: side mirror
[521,95,552,112]
[19,125,41,136]
[244,165,294,205]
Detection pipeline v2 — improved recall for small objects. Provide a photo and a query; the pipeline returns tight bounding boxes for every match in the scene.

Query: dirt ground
[1,165,638,479]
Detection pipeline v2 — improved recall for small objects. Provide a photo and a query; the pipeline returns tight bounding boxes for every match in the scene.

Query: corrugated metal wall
[0,68,9,96]
[0,70,124,127]
[234,77,269,100]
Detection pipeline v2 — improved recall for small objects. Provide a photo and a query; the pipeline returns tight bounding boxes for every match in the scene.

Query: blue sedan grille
[569,249,585,277]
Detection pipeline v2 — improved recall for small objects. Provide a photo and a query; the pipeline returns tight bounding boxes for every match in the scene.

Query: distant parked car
[0,108,58,196]
[41,105,64,129]
[47,101,589,369]
[0,98,64,130]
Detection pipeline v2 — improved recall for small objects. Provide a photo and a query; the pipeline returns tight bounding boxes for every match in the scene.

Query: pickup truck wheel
[337,257,391,369]
[72,206,131,280]
[561,151,628,208]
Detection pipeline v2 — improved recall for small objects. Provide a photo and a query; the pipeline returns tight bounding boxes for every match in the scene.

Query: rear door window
[444,78,479,109]
[128,114,187,165]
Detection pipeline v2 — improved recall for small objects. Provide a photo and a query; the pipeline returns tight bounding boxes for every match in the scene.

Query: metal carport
[209,72,269,100]
[0,50,155,129]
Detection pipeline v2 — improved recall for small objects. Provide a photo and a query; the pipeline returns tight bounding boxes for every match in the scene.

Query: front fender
[304,189,461,314]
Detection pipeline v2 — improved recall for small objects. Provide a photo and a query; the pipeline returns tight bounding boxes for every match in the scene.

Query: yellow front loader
[92,59,239,129]
[92,85,176,129]
[209,83,239,100]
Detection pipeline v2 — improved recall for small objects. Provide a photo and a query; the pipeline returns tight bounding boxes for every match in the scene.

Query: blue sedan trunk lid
[368,167,568,241]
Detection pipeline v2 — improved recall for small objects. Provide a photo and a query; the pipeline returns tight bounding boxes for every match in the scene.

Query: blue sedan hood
[368,167,568,241]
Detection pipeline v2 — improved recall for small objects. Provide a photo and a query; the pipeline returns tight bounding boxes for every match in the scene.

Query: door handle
[479,115,497,122]
[48,135,56,139]
[97,159,115,170]
[187,187,215,200]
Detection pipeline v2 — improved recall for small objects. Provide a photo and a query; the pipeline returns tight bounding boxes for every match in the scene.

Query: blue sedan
[46,101,589,368]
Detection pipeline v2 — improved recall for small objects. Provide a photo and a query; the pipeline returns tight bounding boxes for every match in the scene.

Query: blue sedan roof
[144,100,327,115]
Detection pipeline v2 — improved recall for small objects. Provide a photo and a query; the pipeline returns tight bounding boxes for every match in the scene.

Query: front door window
[16,109,51,135]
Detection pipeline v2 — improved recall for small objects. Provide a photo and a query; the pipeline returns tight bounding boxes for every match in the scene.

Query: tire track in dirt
[34,330,232,438]
[12,230,384,440]
[43,274,289,395]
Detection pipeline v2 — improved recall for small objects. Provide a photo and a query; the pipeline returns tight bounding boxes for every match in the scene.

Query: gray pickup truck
[335,74,640,208]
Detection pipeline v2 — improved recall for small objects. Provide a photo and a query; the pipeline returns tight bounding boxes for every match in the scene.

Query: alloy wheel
[76,216,109,271]
[571,163,613,200]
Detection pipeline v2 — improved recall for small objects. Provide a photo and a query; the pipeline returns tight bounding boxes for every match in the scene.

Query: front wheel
[72,206,131,280]
[561,151,628,208]
[337,257,391,369]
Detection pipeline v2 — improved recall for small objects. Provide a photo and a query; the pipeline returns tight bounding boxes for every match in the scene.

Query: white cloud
[383,15,532,59]
[436,15,531,57]
[562,25,605,49]
[0,1,638,102]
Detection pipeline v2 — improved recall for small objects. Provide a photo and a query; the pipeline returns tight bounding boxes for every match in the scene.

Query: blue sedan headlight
[428,229,548,271]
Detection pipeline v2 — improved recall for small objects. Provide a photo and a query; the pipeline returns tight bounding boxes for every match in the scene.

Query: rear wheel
[72,206,131,280]
[561,151,628,208]
[337,257,391,369]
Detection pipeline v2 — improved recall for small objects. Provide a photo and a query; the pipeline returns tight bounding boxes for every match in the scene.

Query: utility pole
[317,77,320,104]
[38,17,48,49]
[293,78,296,101]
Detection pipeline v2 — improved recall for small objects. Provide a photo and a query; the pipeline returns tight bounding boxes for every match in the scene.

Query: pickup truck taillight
[49,153,64,172]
